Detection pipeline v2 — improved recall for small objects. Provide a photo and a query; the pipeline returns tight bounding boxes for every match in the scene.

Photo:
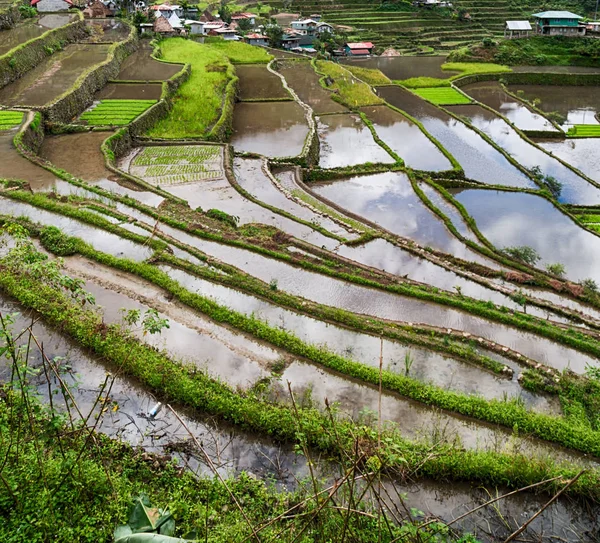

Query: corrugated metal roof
[350,49,370,55]
[532,11,583,19]
[506,20,532,30]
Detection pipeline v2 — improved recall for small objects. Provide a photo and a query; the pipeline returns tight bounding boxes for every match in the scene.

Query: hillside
[254,0,597,53]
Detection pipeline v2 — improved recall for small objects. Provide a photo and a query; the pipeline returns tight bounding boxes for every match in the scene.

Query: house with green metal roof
[532,11,586,36]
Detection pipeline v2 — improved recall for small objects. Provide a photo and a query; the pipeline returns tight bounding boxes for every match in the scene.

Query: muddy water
[85,19,130,43]
[147,221,599,373]
[96,82,163,100]
[159,159,338,249]
[0,124,60,190]
[275,361,577,462]
[313,172,492,262]
[0,14,73,56]
[0,196,152,261]
[117,44,182,81]
[448,104,600,205]
[235,64,290,100]
[342,56,459,80]
[38,132,165,207]
[317,113,395,168]
[360,105,452,171]
[539,138,600,184]
[419,182,479,242]
[277,60,346,114]
[231,102,309,158]
[59,258,575,458]
[64,257,273,387]
[461,81,558,132]
[235,158,354,239]
[0,44,111,107]
[0,294,311,483]
[161,263,557,411]
[508,84,600,126]
[376,86,536,188]
[451,188,600,288]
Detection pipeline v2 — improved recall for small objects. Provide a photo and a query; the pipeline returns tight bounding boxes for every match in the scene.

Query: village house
[316,22,333,34]
[101,0,117,14]
[345,42,374,56]
[532,11,586,36]
[281,31,301,49]
[31,0,72,11]
[290,18,318,35]
[310,13,321,21]
[231,12,255,26]
[185,19,205,34]
[243,33,269,46]
[150,3,183,19]
[504,20,532,39]
[209,26,238,40]
[586,21,600,33]
[134,0,146,10]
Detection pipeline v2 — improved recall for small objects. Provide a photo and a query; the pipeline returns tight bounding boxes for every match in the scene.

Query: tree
[266,24,284,48]
[219,1,232,24]
[503,245,540,266]
[237,18,252,32]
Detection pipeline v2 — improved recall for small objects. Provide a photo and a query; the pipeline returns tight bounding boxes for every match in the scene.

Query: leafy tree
[546,263,566,277]
[237,18,253,32]
[219,1,232,23]
[265,24,284,48]
[504,245,540,266]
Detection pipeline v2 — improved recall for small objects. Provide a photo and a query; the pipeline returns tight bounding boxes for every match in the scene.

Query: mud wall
[14,111,45,155]
[206,61,238,142]
[41,22,138,124]
[0,12,87,90]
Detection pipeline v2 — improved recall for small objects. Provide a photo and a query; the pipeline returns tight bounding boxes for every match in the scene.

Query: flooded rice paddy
[508,84,600,126]
[0,14,74,56]
[461,81,559,132]
[317,113,395,168]
[448,104,600,204]
[235,64,290,101]
[376,86,536,187]
[4,39,600,537]
[452,188,600,286]
[39,131,165,206]
[539,138,600,183]
[276,60,347,114]
[343,56,459,80]
[85,18,130,43]
[0,44,111,107]
[231,101,309,157]
[360,105,452,171]
[116,43,182,81]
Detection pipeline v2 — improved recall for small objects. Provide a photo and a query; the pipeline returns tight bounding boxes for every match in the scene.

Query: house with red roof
[31,0,72,11]
[243,33,269,46]
[345,42,374,56]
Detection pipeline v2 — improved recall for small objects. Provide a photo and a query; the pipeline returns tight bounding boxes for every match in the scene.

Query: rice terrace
[3,0,600,540]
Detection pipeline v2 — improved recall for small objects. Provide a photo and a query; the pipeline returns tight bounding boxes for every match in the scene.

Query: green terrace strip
[398,62,512,88]
[0,110,23,130]
[2,233,600,500]
[5,211,600,459]
[314,59,384,108]
[7,184,600,363]
[342,64,392,86]
[78,99,157,127]
[411,87,472,106]
[567,125,600,138]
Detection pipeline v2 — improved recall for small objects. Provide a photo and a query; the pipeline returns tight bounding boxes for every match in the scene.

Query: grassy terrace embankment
[147,38,271,140]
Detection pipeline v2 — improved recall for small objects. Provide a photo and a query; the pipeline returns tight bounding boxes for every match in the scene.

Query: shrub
[39,226,79,256]
[545,263,566,277]
[206,208,239,228]
[503,245,540,265]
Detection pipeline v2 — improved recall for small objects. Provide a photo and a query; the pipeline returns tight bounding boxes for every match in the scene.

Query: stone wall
[0,2,21,31]
[41,22,138,124]
[0,12,87,89]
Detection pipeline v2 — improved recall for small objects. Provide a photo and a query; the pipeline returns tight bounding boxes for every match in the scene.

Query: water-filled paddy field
[0,13,74,56]
[4,34,600,540]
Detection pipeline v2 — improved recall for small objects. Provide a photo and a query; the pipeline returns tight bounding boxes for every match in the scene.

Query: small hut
[153,15,174,35]
[504,20,532,39]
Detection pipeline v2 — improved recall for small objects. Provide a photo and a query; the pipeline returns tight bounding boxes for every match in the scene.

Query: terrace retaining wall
[0,12,87,90]
[41,21,138,124]
[0,1,20,31]
[454,72,600,87]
